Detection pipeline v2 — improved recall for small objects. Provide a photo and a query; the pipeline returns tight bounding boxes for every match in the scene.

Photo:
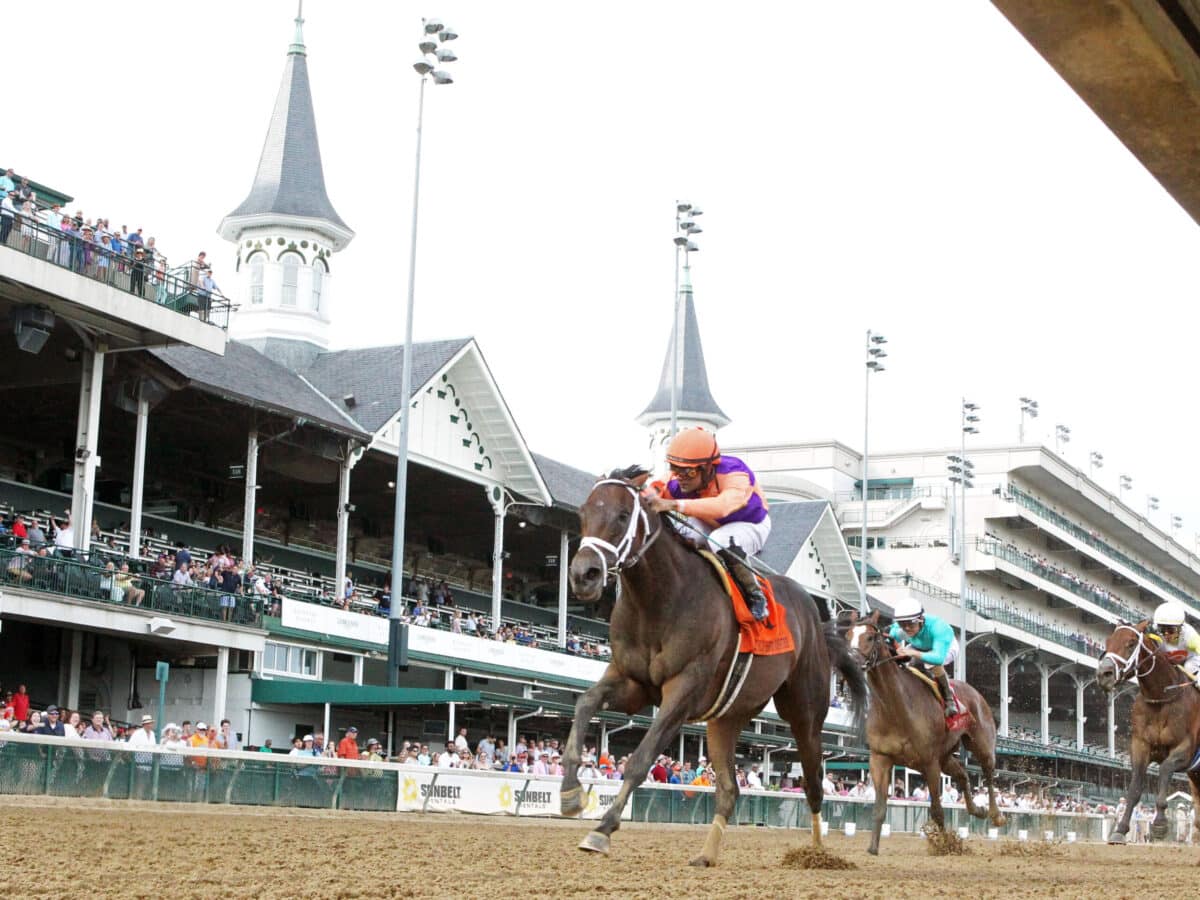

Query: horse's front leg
[1151,743,1193,841]
[579,670,701,856]
[1111,741,1149,844]
[867,752,892,856]
[561,665,646,817]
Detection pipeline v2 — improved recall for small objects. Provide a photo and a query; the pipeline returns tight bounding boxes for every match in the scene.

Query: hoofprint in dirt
[4,799,1197,900]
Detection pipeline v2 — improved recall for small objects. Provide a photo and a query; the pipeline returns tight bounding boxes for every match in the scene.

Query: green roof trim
[251,678,480,707]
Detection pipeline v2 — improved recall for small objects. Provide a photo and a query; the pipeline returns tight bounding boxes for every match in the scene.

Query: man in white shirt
[453,727,469,752]
[127,714,157,746]
[436,741,457,768]
[52,510,74,555]
[746,764,763,790]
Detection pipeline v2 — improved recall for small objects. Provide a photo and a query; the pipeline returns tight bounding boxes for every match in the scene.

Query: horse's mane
[604,464,650,482]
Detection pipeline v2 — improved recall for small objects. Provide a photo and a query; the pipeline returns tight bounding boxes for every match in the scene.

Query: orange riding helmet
[665,428,721,468]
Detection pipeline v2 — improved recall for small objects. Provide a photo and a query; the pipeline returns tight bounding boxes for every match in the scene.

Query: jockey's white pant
[672,514,772,557]
[1185,655,1200,678]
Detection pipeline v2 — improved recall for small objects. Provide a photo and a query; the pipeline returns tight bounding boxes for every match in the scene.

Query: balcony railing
[0,216,232,329]
[966,590,1100,657]
[975,539,1145,623]
[1007,486,1200,617]
[1,548,262,627]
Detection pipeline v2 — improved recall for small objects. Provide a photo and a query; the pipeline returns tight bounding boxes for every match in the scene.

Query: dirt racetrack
[4,798,1197,899]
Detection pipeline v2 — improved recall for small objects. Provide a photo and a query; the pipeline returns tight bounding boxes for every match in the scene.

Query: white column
[128,390,149,559]
[1107,693,1116,756]
[998,653,1010,737]
[600,722,608,754]
[213,647,230,726]
[445,669,456,742]
[489,491,505,631]
[66,630,83,711]
[242,431,258,564]
[323,702,331,741]
[334,443,355,605]
[1075,678,1086,749]
[507,707,516,750]
[557,530,569,648]
[71,347,106,553]
[1039,664,1050,745]
[386,710,394,759]
[353,655,364,686]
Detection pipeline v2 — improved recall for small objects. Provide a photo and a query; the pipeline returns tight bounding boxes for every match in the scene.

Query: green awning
[251,678,481,707]
[851,559,882,578]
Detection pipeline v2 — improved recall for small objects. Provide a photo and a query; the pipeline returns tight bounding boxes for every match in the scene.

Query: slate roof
[224,26,349,232]
[150,341,368,438]
[759,500,830,574]
[303,339,471,433]
[637,289,729,427]
[531,453,599,512]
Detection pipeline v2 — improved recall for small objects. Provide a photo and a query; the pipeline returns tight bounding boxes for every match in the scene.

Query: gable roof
[760,501,829,573]
[532,453,598,512]
[150,340,367,439]
[303,338,471,434]
[220,16,351,244]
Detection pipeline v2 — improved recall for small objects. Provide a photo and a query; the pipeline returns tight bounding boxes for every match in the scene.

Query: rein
[1103,625,1189,703]
[577,479,663,585]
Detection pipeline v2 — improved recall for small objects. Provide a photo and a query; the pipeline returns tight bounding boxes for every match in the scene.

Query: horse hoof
[560,787,583,818]
[867,846,879,857]
[992,814,1007,828]
[1107,832,1127,845]
[1151,822,1169,841]
[688,856,713,868]
[578,831,611,856]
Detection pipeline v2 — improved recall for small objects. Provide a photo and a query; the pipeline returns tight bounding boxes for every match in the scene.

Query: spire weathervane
[290,0,306,56]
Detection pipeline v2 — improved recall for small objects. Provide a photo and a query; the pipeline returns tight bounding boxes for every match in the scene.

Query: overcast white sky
[7,2,1200,537]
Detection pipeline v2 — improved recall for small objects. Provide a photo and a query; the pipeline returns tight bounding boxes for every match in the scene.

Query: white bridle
[1101,624,1157,682]
[577,479,655,585]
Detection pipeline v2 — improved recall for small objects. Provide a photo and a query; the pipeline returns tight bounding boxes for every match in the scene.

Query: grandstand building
[734,439,1200,791]
[0,12,860,770]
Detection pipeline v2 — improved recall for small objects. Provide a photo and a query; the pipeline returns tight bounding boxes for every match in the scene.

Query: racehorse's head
[1097,620,1151,693]
[844,610,888,669]
[569,466,652,603]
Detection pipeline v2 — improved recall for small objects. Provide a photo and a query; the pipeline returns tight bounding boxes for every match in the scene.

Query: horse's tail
[823,620,869,735]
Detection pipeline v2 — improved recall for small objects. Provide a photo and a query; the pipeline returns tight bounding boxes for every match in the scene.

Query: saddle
[903,664,970,730]
[696,549,794,657]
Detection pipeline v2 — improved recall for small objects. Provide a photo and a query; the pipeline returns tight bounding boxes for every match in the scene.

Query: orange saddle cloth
[697,550,796,657]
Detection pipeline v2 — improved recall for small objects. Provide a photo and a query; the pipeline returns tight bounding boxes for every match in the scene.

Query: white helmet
[1153,601,1186,629]
[892,597,925,623]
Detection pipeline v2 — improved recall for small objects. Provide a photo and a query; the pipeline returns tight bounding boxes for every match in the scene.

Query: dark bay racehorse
[1097,621,1200,843]
[844,611,1005,854]
[561,469,867,865]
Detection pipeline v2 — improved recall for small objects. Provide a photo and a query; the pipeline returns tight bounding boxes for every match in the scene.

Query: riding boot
[932,667,957,718]
[719,543,770,624]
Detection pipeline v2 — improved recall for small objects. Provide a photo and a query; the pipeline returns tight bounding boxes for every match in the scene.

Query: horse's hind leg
[689,716,740,868]
[962,718,1005,826]
[940,753,984,819]
[1152,742,1193,841]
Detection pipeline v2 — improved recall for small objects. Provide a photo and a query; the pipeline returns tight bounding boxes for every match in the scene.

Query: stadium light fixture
[859,330,889,613]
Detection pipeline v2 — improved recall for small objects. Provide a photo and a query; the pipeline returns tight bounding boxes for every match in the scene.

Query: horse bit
[1101,624,1158,683]
[578,479,662,585]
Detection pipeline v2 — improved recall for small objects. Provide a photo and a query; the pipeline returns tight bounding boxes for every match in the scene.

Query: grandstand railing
[1,548,263,628]
[975,539,1145,623]
[0,216,232,329]
[1007,485,1200,618]
[0,733,1109,840]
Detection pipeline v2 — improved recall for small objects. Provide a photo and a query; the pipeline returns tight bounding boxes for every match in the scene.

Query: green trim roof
[251,678,480,707]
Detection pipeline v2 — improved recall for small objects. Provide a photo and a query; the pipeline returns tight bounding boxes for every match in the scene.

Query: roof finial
[290,0,307,56]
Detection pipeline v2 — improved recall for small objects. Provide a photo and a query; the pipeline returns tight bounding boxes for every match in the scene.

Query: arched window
[312,260,326,312]
[248,254,265,305]
[280,253,300,307]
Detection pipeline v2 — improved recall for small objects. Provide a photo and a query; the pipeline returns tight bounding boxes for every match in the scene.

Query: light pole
[1088,451,1104,480]
[1147,495,1160,519]
[1171,514,1183,537]
[957,400,979,682]
[669,203,702,438]
[1118,474,1132,501]
[1018,396,1038,444]
[389,17,458,687]
[1055,424,1070,455]
[859,331,887,613]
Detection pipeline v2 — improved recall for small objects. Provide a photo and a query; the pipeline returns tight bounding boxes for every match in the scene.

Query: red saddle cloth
[729,574,796,657]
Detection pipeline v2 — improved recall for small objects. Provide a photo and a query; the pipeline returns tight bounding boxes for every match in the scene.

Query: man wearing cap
[365,738,384,763]
[130,245,147,297]
[337,727,360,760]
[650,755,670,784]
[127,714,157,746]
[35,706,67,737]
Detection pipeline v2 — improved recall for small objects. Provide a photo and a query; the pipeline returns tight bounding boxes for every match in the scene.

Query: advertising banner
[395,769,630,820]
